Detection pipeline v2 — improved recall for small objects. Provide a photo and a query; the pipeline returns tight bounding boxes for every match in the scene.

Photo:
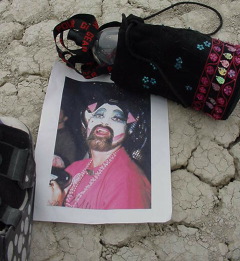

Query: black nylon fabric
[112,15,211,105]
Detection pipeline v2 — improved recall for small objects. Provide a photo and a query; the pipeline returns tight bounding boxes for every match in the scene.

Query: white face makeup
[87,103,127,145]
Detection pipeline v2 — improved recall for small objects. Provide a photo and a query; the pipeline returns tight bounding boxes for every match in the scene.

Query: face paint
[87,103,127,150]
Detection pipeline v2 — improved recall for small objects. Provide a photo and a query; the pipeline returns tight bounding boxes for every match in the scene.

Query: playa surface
[1,0,240,260]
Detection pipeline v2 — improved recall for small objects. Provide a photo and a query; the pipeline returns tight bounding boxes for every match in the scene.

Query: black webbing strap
[53,14,98,61]
[0,142,28,184]
[0,198,22,228]
[0,124,35,189]
[53,14,114,78]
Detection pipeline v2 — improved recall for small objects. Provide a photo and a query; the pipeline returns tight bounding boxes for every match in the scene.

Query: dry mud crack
[1,0,240,260]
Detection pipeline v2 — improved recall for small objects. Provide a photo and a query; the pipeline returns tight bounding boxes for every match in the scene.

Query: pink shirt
[65,147,151,209]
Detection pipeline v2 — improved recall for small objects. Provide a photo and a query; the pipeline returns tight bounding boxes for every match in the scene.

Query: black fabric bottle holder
[111,14,240,120]
[53,2,240,120]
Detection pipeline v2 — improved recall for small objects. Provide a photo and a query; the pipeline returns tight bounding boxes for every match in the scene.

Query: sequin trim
[192,39,240,119]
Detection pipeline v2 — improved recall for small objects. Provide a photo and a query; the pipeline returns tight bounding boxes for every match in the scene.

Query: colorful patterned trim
[192,38,240,119]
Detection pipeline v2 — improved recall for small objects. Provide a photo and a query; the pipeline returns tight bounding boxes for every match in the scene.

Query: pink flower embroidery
[228,69,236,79]
[201,77,209,86]
[217,97,225,105]
[213,46,221,52]
[197,93,205,100]
[224,85,233,96]
[199,86,207,93]
[210,53,218,62]
[235,57,240,65]
[214,106,223,114]
[236,48,240,56]
[206,65,214,75]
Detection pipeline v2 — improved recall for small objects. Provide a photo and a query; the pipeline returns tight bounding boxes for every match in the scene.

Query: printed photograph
[48,77,152,209]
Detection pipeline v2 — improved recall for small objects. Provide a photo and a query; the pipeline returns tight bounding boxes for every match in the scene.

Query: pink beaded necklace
[65,149,119,208]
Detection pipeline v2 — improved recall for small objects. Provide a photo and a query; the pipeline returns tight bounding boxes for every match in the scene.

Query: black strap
[53,14,98,56]
[53,14,114,77]
[0,198,22,228]
[143,1,223,36]
[0,142,28,183]
[0,124,35,189]
[53,14,98,70]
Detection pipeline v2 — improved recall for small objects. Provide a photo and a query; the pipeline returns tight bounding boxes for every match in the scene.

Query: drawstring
[143,1,223,36]
[125,2,223,106]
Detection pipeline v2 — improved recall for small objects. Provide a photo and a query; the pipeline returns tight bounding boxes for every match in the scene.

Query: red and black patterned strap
[53,14,113,77]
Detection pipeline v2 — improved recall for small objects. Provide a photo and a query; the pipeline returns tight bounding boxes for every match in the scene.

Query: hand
[52,155,65,168]
[48,180,65,206]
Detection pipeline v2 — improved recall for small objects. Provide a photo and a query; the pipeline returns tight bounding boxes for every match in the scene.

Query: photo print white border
[33,61,172,224]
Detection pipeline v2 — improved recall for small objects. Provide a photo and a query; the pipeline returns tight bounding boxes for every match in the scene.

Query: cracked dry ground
[1,0,240,260]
